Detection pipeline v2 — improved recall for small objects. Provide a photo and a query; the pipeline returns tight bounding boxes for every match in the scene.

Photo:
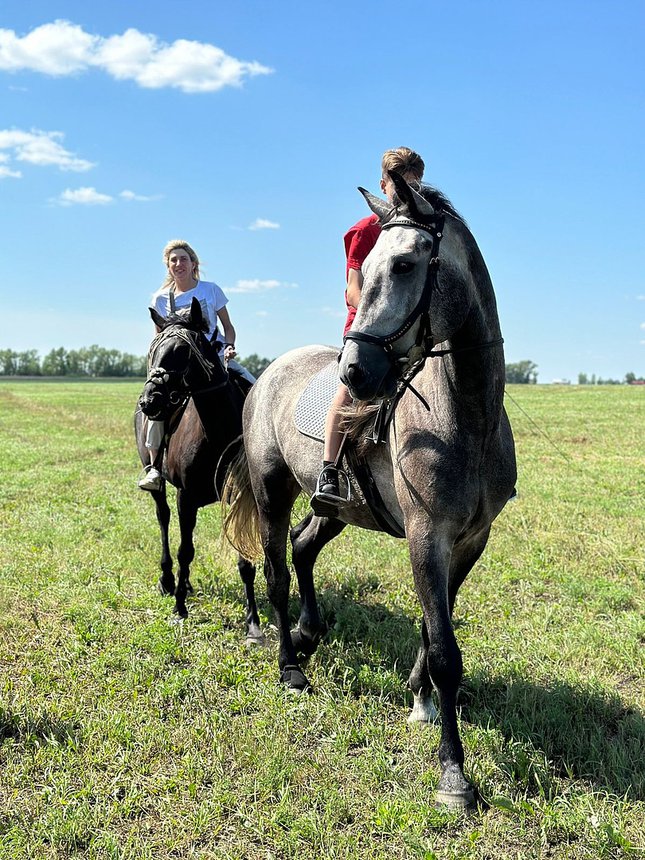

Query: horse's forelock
[165,309,209,334]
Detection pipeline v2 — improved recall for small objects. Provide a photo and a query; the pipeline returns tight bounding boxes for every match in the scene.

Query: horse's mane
[417,184,467,227]
[339,401,380,458]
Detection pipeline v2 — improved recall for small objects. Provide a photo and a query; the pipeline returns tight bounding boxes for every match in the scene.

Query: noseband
[343,213,445,364]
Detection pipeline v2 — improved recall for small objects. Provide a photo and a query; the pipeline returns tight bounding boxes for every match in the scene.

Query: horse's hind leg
[151,485,175,596]
[407,527,492,726]
[290,513,345,656]
[174,490,198,618]
[254,473,309,690]
[407,619,438,724]
[237,555,264,646]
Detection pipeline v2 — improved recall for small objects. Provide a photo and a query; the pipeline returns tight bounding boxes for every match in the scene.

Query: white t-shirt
[151,280,228,344]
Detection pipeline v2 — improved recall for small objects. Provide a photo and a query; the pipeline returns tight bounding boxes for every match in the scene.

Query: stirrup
[311,466,351,515]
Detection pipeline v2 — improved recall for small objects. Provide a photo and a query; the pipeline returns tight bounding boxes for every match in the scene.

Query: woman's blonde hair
[161,239,201,289]
[381,147,425,184]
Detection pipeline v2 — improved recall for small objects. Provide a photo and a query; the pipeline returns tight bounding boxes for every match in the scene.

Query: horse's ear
[358,187,393,223]
[388,171,435,220]
[150,307,166,329]
[190,296,204,324]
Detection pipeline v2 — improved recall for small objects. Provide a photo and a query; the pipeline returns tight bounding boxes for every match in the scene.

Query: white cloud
[0,165,21,179]
[0,128,94,173]
[0,20,97,75]
[119,189,161,202]
[248,218,280,231]
[640,322,645,330]
[227,279,298,294]
[256,311,269,317]
[54,186,113,206]
[0,20,273,93]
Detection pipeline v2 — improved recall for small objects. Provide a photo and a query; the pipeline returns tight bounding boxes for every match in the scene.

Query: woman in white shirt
[138,239,254,491]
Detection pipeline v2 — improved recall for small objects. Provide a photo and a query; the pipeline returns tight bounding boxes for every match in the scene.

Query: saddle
[294,361,405,538]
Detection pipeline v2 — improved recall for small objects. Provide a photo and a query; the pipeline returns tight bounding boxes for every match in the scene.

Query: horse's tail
[221,445,263,561]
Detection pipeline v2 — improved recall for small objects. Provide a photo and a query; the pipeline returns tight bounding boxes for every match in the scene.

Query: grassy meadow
[0,379,643,859]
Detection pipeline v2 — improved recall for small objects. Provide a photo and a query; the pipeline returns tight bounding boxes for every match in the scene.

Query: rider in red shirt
[314,147,426,506]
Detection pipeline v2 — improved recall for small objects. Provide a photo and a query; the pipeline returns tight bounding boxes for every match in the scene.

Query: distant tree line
[504,361,642,385]
[578,372,644,385]
[505,360,538,384]
[4,348,637,385]
[0,347,147,377]
[0,347,274,378]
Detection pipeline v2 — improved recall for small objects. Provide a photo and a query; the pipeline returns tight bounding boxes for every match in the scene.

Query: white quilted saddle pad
[294,361,341,442]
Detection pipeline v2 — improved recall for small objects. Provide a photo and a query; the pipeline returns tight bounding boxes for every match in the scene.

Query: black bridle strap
[343,214,444,353]
[426,337,505,359]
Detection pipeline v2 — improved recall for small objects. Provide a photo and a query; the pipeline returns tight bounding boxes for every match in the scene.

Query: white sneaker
[138,467,163,491]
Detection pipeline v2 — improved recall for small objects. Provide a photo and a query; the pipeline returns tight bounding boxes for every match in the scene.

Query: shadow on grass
[460,671,645,800]
[0,708,80,747]
[192,576,644,800]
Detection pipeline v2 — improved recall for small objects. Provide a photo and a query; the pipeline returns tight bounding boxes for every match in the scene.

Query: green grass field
[0,379,643,859]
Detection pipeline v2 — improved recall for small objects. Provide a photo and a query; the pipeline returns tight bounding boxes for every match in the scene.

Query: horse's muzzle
[138,388,164,420]
[339,343,398,401]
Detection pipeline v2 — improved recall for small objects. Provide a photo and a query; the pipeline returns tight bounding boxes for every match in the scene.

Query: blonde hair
[161,239,200,289]
[381,147,425,184]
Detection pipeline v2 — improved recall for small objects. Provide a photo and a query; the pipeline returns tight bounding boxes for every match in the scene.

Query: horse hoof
[434,787,477,812]
[157,578,174,596]
[280,664,311,693]
[435,765,477,812]
[173,605,188,619]
[245,630,266,648]
[407,693,438,724]
[290,625,324,657]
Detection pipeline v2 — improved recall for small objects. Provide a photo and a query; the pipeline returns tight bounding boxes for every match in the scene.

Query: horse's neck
[420,301,505,429]
[191,380,242,448]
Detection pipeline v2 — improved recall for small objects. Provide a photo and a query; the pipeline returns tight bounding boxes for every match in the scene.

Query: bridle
[144,326,228,414]
[343,213,446,366]
[341,212,504,442]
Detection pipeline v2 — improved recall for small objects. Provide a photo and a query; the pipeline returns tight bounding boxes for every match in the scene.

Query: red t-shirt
[342,214,381,336]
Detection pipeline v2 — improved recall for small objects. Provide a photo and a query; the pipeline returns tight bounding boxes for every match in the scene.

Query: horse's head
[339,173,474,401]
[138,297,224,420]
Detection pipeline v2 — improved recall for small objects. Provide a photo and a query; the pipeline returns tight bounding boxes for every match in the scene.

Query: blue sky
[1,0,643,382]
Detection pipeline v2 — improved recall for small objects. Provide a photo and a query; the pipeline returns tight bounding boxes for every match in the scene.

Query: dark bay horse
[223,175,516,809]
[135,297,263,641]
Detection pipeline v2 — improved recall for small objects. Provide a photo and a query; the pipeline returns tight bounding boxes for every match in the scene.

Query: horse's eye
[392,260,414,275]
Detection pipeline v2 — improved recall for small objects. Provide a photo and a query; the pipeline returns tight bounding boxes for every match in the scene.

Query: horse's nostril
[345,363,364,386]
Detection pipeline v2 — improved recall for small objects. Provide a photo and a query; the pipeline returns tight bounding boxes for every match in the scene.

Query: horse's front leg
[175,490,198,618]
[237,555,265,646]
[289,512,345,656]
[151,484,175,596]
[408,529,476,811]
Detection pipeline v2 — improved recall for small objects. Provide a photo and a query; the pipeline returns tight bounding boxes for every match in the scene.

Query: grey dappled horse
[135,298,263,641]
[223,174,516,809]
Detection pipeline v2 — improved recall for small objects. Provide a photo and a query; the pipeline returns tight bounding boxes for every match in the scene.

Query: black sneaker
[318,465,340,499]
